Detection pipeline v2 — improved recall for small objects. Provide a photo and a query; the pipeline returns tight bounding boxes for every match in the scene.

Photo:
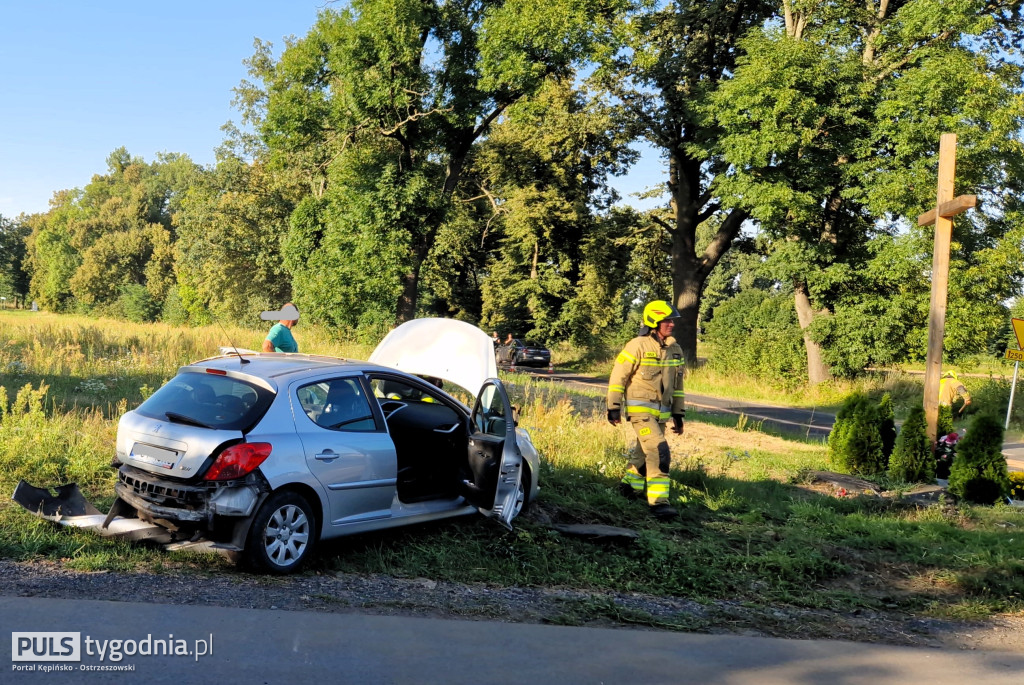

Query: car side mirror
[511,405,520,427]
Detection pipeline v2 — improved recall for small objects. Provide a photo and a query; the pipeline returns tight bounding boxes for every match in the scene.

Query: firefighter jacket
[938,375,971,407]
[607,332,685,421]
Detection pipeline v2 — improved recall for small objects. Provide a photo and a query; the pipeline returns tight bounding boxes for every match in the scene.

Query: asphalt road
[521,368,835,438]
[520,368,1024,471]
[3,596,1022,685]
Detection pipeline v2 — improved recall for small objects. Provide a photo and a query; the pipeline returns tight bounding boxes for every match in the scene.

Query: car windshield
[135,371,276,432]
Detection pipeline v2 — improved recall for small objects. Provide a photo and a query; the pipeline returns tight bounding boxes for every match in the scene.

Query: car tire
[245,490,316,574]
[510,465,532,520]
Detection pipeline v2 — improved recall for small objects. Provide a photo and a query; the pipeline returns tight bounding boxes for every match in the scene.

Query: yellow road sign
[1006,348,1024,362]
[1013,318,1024,350]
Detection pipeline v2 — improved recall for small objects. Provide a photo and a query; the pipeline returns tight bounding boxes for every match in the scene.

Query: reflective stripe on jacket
[607,332,685,420]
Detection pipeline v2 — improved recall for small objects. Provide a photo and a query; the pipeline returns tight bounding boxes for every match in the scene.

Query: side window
[369,377,440,404]
[473,384,508,437]
[299,378,377,432]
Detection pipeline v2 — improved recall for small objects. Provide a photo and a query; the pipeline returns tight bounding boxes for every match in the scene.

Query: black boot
[618,482,640,501]
[650,503,678,520]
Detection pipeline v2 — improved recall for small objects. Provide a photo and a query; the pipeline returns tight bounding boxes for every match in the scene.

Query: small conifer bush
[828,393,885,475]
[937,405,954,438]
[948,413,1010,505]
[887,404,933,483]
[878,392,896,464]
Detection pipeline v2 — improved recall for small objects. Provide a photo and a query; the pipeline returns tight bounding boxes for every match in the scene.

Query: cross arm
[918,194,977,226]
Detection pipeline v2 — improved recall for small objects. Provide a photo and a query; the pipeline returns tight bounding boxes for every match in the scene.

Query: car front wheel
[245,491,316,574]
[509,466,531,520]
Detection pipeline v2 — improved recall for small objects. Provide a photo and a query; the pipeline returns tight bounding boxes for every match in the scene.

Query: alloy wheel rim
[510,480,526,519]
[264,504,310,566]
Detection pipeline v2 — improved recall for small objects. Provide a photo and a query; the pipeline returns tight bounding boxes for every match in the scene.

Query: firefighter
[607,300,685,520]
[938,371,972,413]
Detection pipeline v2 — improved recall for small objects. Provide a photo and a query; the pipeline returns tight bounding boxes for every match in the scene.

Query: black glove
[607,408,621,425]
[671,414,684,435]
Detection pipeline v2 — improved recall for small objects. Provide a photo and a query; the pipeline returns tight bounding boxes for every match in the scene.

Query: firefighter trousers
[620,414,672,506]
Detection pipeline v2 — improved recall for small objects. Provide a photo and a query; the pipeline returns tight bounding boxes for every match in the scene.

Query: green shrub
[703,289,807,388]
[160,287,188,325]
[887,404,934,483]
[828,393,885,475]
[878,392,896,461]
[937,405,954,437]
[118,285,160,323]
[948,414,1010,505]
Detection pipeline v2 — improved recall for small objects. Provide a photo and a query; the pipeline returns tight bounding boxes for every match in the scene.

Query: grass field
[1,311,1022,629]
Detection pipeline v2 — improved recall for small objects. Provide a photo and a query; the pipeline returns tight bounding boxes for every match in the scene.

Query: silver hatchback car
[104,319,538,573]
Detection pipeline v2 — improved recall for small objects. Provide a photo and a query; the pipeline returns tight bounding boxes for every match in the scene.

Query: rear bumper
[115,465,268,528]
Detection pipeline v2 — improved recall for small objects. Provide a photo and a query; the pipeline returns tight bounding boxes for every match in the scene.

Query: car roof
[182,353,474,413]
[186,353,402,384]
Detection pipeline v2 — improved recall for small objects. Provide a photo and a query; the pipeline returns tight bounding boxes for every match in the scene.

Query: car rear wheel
[245,491,316,574]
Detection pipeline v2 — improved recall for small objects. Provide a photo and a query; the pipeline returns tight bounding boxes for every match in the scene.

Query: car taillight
[204,442,272,481]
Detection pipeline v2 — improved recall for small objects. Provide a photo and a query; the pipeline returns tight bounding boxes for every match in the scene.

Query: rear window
[135,372,275,432]
[523,342,545,349]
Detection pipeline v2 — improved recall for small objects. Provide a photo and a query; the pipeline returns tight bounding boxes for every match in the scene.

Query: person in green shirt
[261,303,299,353]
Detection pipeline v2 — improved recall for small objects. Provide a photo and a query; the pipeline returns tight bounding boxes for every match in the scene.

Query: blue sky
[0,1,664,219]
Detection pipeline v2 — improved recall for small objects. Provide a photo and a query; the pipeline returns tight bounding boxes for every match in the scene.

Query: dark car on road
[497,339,551,368]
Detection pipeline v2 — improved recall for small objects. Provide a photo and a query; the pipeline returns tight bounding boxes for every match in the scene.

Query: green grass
[2,311,1023,627]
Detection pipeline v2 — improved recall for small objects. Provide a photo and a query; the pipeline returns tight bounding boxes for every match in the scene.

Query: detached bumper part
[11,479,173,543]
[11,479,249,555]
[12,481,102,518]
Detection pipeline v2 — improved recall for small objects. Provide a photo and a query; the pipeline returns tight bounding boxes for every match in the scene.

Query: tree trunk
[666,144,747,368]
[793,279,831,385]
[395,242,430,324]
[674,275,702,367]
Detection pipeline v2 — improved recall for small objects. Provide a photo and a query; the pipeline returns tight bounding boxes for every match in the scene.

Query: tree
[238,0,614,329]
[878,392,896,461]
[0,214,30,305]
[23,149,200,316]
[471,78,637,345]
[23,191,82,312]
[596,0,775,366]
[173,154,295,324]
[702,287,807,386]
[711,0,1024,383]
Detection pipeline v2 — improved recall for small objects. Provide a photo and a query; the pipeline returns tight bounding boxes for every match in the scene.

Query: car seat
[379,380,414,400]
[319,381,363,428]
[192,384,216,405]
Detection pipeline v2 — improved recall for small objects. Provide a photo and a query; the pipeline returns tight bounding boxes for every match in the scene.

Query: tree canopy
[7,0,1024,387]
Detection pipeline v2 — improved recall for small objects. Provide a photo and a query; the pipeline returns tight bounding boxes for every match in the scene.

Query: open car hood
[369,318,496,396]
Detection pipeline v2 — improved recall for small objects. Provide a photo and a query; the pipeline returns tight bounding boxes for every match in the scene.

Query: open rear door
[466,379,523,529]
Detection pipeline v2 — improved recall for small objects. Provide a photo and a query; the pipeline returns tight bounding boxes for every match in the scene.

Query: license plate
[130,442,179,469]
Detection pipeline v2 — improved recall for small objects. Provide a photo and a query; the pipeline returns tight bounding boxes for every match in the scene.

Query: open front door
[466,379,523,529]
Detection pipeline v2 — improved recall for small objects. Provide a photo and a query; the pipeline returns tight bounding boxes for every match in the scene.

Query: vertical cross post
[918,133,977,445]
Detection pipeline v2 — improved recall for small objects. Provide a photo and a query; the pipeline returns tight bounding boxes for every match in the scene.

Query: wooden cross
[918,133,977,445]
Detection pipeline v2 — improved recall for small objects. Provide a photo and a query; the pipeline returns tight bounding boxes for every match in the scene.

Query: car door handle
[433,423,460,434]
[315,450,339,462]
